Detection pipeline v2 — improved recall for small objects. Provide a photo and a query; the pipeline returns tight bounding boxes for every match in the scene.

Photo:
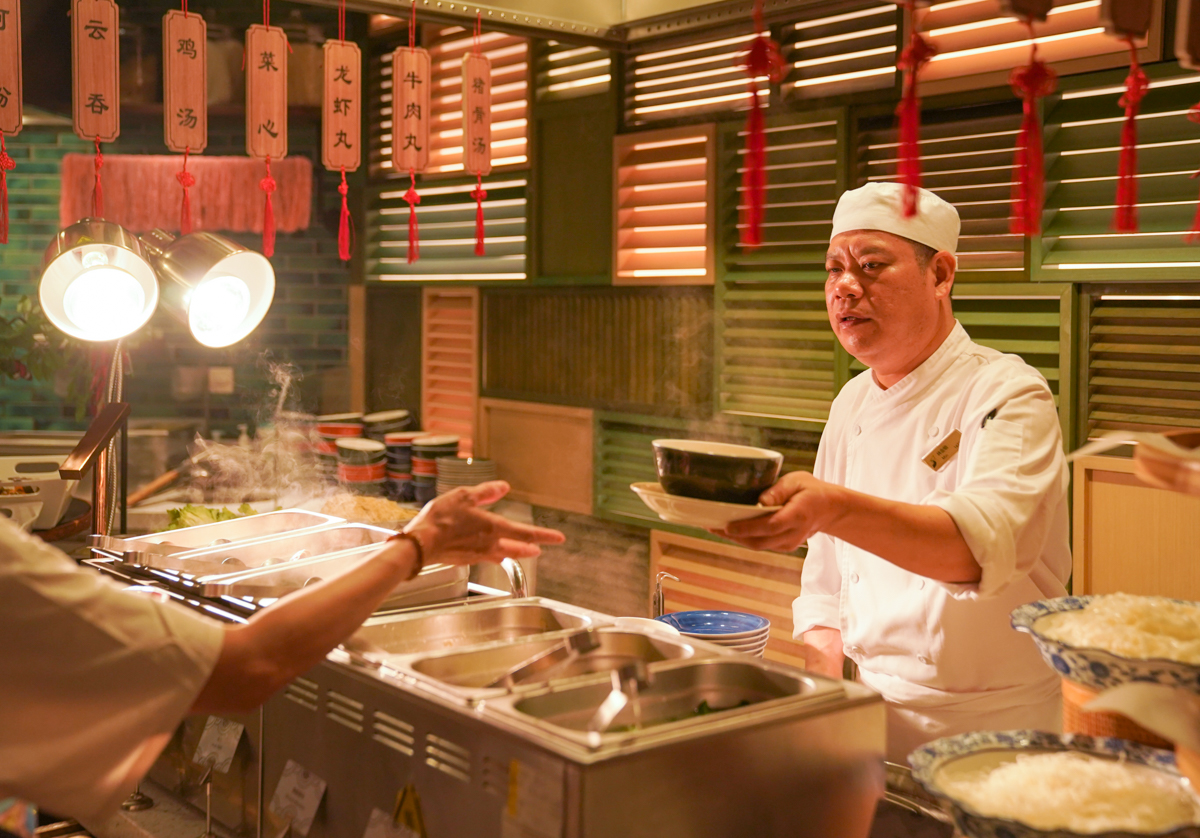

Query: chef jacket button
[850,572,860,584]
[918,655,932,665]
[854,425,862,436]
[928,426,939,437]
[848,645,862,656]
[917,578,926,590]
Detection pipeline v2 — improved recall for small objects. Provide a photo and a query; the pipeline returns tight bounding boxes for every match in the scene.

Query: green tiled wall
[0,113,351,431]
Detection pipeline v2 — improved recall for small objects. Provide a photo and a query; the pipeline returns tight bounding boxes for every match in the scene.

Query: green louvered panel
[535,40,612,101]
[1087,295,1200,434]
[594,413,761,528]
[954,285,1074,439]
[367,175,528,282]
[716,280,841,426]
[1037,65,1200,282]
[857,101,1027,283]
[718,110,847,277]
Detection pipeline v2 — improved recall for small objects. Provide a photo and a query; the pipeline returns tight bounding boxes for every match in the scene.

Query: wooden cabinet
[1072,454,1200,599]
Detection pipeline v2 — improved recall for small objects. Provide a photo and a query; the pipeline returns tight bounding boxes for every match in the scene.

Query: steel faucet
[653,571,679,618]
[500,557,528,598]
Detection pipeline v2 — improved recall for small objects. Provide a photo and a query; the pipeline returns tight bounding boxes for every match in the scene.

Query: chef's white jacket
[794,322,1071,761]
[0,518,224,823]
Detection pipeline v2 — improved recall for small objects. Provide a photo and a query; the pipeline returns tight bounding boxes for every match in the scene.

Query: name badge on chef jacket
[922,429,961,472]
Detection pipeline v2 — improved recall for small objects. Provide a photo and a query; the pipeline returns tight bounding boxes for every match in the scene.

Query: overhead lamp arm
[60,401,131,537]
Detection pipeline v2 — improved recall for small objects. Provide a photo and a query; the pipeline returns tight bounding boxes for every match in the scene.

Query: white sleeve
[926,377,1067,599]
[791,435,843,637]
[793,531,841,637]
[0,519,225,823]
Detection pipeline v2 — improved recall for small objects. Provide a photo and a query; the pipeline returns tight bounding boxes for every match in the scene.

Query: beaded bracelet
[388,530,425,580]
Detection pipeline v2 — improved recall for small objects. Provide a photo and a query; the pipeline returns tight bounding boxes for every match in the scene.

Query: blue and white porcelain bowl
[909,730,1200,838]
[1011,596,1200,693]
[655,610,769,640]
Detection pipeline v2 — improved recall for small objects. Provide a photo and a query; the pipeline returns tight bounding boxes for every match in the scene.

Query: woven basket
[1062,678,1173,749]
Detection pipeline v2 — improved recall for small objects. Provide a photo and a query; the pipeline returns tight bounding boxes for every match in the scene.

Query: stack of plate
[363,410,412,442]
[336,438,386,496]
[435,457,498,495]
[412,435,460,504]
[384,431,424,503]
[655,610,770,658]
[316,414,363,481]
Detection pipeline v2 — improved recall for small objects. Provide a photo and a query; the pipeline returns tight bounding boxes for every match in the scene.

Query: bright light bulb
[189,275,252,345]
[61,267,147,341]
[81,250,108,269]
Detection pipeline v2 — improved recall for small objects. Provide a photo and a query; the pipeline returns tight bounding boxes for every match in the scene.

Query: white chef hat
[830,182,960,254]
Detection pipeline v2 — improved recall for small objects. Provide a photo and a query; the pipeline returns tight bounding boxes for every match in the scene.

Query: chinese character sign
[246,24,288,159]
[391,47,430,174]
[322,40,360,172]
[0,0,21,137]
[72,0,119,141]
[461,52,491,176]
[163,10,206,152]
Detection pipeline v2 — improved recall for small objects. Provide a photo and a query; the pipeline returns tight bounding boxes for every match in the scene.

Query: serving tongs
[586,660,652,748]
[485,627,603,689]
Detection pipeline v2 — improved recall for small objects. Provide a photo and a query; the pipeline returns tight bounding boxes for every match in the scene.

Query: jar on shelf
[283,12,324,107]
[120,22,159,104]
[206,22,243,106]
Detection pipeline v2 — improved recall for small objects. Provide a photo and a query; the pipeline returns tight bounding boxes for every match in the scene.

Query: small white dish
[631,482,780,531]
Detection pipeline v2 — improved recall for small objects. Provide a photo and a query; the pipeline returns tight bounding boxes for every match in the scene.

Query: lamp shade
[141,230,275,348]
[40,219,160,342]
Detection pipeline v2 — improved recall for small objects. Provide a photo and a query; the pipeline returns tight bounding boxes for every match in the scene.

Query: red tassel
[177,147,196,234]
[471,174,486,256]
[1115,37,1149,233]
[738,0,787,249]
[0,131,13,245]
[337,166,352,262]
[896,4,937,218]
[260,156,277,257]
[92,138,104,218]
[404,167,420,264]
[1009,27,1056,236]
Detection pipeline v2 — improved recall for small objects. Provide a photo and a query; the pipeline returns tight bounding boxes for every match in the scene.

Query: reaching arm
[717,471,980,584]
[191,481,565,714]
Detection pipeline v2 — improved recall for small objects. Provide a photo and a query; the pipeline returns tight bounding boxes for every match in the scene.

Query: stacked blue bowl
[655,611,771,657]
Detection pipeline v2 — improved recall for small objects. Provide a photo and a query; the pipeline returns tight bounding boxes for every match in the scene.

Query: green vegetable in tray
[166,503,258,530]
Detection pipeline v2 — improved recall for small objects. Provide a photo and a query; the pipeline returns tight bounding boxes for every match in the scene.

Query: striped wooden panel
[613,124,715,286]
[422,287,478,454]
[481,287,712,412]
[782,3,897,102]
[535,40,611,101]
[651,530,806,669]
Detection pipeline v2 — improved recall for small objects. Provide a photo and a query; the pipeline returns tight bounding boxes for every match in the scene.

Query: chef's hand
[403,480,565,565]
[713,471,840,552]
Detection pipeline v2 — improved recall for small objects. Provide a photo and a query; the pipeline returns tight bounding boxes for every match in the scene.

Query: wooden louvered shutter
[367,175,528,281]
[623,27,762,126]
[613,125,715,286]
[714,111,846,427]
[856,101,1027,283]
[954,284,1077,444]
[534,40,611,101]
[368,47,393,178]
[422,288,478,454]
[1083,292,1200,435]
[783,2,898,102]
[1037,67,1200,282]
[920,0,1162,95]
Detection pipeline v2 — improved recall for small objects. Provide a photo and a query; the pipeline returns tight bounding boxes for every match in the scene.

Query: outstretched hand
[713,471,839,553]
[404,480,565,565]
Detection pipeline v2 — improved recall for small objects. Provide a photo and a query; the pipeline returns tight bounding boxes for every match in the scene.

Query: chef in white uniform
[721,182,1071,761]
[1,482,563,825]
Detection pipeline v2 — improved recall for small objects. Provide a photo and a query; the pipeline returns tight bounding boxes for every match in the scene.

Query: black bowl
[652,439,784,505]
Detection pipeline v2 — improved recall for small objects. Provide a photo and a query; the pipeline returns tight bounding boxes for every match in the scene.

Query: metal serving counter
[92,512,887,838]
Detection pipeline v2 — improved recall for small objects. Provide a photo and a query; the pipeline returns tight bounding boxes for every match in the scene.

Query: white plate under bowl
[680,626,771,642]
[631,482,780,531]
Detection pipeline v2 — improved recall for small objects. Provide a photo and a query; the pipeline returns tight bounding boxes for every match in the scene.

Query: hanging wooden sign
[391,47,430,174]
[163,10,207,153]
[322,40,360,172]
[998,0,1054,21]
[1100,0,1154,40]
[245,24,287,159]
[0,0,22,137]
[461,52,491,177]
[72,0,120,142]
[1179,0,1200,69]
